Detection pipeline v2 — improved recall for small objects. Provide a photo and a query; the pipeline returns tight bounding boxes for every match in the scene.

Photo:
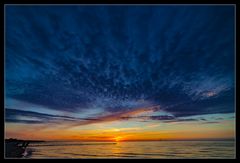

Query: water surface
[27,141,235,159]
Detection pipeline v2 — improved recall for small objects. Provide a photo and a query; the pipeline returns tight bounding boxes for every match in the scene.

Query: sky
[5,5,235,141]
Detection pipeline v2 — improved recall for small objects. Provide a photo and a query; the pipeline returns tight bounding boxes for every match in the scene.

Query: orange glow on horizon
[5,115,235,141]
[113,136,124,142]
[5,128,235,142]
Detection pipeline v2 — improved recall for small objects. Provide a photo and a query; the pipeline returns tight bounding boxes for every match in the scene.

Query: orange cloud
[68,105,160,128]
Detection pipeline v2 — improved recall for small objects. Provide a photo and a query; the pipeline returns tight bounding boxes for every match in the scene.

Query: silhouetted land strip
[5,138,45,158]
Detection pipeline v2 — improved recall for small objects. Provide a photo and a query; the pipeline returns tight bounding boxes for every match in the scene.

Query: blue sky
[5,5,235,140]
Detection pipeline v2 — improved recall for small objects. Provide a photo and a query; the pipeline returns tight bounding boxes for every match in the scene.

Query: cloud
[5,106,157,126]
[146,115,175,121]
[69,105,158,127]
[5,108,89,124]
[6,119,46,124]
[5,104,225,126]
[135,115,201,123]
[5,5,235,120]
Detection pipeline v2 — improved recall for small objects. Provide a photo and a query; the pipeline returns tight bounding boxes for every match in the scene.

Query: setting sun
[114,136,123,142]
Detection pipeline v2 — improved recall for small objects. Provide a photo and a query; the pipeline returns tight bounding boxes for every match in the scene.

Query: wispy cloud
[68,105,159,127]
[5,5,234,121]
[5,108,91,124]
[6,105,222,127]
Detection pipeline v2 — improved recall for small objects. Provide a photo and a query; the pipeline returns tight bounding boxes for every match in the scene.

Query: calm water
[27,141,235,159]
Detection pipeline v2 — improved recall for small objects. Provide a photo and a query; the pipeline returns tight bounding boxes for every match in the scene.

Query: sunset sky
[5,5,235,141]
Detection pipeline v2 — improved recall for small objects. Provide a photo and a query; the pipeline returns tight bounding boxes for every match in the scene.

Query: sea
[26,140,235,159]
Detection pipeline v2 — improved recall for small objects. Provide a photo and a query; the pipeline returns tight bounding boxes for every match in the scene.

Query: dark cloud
[5,6,235,118]
[201,121,220,124]
[4,106,223,126]
[5,108,87,124]
[6,119,46,124]
[5,106,155,125]
[136,115,201,123]
[148,115,175,121]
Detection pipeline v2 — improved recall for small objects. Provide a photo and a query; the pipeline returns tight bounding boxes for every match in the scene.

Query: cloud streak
[5,5,235,122]
[6,105,222,127]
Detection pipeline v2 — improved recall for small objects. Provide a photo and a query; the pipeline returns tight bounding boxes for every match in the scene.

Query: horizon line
[5,138,235,142]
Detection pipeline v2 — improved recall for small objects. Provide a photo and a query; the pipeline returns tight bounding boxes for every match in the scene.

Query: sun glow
[114,136,123,142]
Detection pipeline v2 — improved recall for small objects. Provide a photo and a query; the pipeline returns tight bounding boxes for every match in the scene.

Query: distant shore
[5,138,45,143]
